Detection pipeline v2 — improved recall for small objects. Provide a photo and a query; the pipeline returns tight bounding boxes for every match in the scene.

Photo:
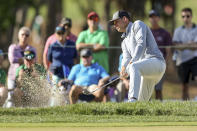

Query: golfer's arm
[131,22,146,62]
[121,42,131,68]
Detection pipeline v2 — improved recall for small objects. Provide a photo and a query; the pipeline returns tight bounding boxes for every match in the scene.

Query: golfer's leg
[136,58,166,77]
[138,58,166,101]
[138,77,156,101]
[128,64,141,101]
[128,58,166,101]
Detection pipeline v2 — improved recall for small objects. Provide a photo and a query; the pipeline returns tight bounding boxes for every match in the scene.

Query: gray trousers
[128,58,166,101]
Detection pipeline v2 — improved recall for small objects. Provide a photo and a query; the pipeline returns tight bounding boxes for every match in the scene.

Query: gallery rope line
[1,45,197,55]
[39,45,197,49]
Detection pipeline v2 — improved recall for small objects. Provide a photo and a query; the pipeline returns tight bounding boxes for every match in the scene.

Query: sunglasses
[182,15,191,18]
[82,56,90,58]
[25,58,34,61]
[63,23,71,28]
[89,16,99,22]
[22,33,29,37]
[57,32,65,35]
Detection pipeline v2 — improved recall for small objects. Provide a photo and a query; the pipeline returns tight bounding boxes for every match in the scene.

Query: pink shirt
[8,44,36,80]
[43,33,77,67]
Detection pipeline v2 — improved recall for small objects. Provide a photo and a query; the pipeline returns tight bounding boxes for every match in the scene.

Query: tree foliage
[0,0,33,31]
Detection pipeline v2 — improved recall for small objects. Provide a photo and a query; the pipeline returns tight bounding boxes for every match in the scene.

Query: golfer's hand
[120,66,128,79]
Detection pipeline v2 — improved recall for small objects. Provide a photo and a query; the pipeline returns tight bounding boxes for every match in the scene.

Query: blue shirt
[48,40,77,69]
[118,54,123,72]
[68,63,109,86]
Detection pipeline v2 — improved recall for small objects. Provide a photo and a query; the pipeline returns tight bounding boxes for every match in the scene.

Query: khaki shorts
[82,84,98,93]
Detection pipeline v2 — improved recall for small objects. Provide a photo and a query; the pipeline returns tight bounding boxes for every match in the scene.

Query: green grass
[0,102,197,124]
[0,122,197,127]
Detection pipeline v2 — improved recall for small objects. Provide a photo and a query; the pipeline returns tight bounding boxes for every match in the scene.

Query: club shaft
[87,77,120,94]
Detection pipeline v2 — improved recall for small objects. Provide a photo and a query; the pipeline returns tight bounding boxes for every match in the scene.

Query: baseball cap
[149,10,160,17]
[60,17,72,27]
[55,26,66,34]
[87,11,99,19]
[80,48,92,57]
[24,50,36,60]
[109,10,131,25]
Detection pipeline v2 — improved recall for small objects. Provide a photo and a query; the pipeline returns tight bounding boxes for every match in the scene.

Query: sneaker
[3,99,14,108]
[128,98,137,103]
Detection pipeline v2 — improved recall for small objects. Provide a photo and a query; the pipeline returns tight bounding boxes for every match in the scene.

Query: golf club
[82,76,120,95]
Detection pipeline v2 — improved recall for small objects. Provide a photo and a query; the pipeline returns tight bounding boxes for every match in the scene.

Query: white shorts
[7,79,16,90]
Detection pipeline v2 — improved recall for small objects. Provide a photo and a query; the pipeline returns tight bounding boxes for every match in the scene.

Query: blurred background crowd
[1,0,197,107]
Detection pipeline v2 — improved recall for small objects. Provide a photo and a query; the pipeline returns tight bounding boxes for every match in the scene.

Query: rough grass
[0,101,197,123]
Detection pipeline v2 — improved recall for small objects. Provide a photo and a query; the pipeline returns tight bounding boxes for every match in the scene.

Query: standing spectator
[47,26,77,87]
[109,10,166,102]
[172,8,197,100]
[149,10,172,100]
[0,50,7,106]
[4,27,36,108]
[76,11,109,72]
[64,49,110,104]
[43,17,77,70]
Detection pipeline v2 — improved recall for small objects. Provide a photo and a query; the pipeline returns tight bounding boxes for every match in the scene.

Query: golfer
[109,10,166,102]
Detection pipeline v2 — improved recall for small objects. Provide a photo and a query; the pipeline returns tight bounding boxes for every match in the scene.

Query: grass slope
[0,101,197,125]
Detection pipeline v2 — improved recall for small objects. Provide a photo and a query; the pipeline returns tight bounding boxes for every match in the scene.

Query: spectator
[15,49,46,107]
[4,27,36,108]
[172,8,197,100]
[149,10,172,100]
[64,48,110,104]
[76,11,109,72]
[47,26,77,87]
[43,17,77,70]
[0,50,7,106]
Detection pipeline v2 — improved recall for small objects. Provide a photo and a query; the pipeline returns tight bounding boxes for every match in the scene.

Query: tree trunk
[104,0,111,33]
[45,0,62,40]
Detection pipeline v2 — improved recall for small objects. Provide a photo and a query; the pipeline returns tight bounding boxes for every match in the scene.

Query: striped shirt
[8,44,36,80]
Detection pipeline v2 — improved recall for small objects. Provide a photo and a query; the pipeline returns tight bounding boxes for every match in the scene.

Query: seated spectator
[15,49,47,107]
[4,26,36,108]
[64,48,110,104]
[0,50,7,106]
[47,26,77,87]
